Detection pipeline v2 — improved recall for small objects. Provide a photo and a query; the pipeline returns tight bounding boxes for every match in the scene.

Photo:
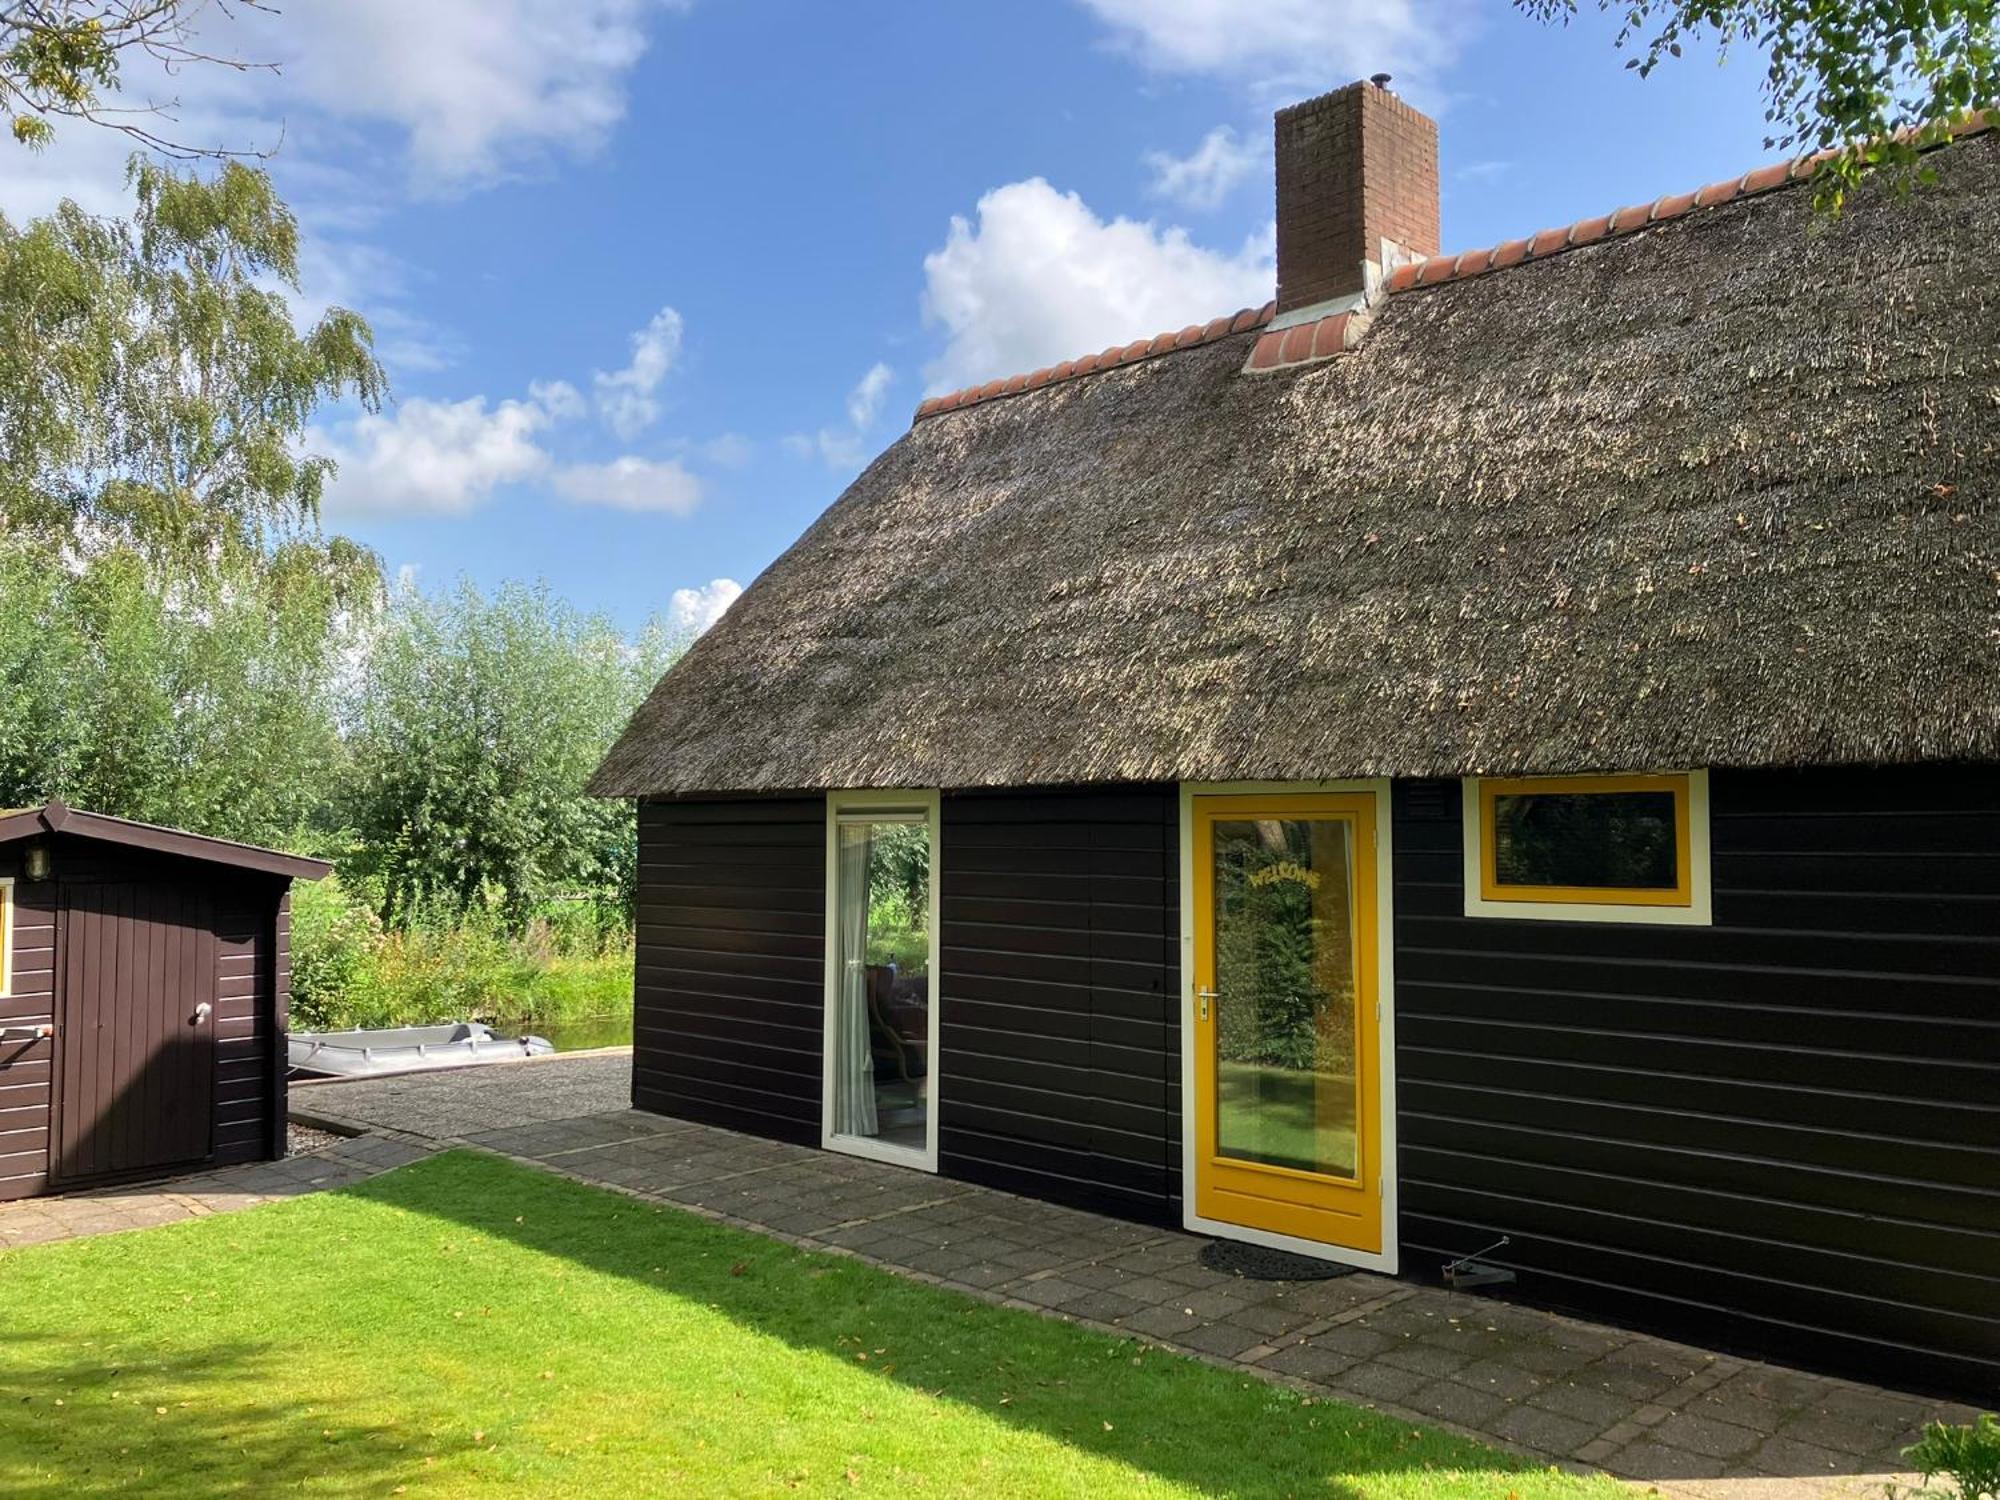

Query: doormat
[1199,1240,1359,1282]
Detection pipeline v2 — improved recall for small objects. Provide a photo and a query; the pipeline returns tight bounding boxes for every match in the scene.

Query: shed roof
[594,132,2000,799]
[0,803,332,881]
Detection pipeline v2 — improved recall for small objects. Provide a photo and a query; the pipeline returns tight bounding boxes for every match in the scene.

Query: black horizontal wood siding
[938,787,1181,1225]
[633,797,824,1144]
[1392,768,2000,1395]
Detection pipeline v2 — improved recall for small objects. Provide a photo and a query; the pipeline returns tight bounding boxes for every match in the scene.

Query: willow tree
[341,582,681,932]
[0,534,377,845]
[0,155,384,573]
[0,156,383,840]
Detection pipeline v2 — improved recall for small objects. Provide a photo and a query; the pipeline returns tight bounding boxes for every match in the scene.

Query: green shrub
[288,875,384,1031]
[287,875,633,1032]
[512,898,633,961]
[517,951,635,1022]
[355,922,521,1026]
[1902,1413,2000,1500]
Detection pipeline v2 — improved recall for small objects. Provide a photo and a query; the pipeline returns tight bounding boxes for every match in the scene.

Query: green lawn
[0,1151,1617,1498]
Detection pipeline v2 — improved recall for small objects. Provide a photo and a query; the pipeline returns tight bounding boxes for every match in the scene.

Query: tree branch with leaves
[1521,0,1998,203]
[2,0,274,154]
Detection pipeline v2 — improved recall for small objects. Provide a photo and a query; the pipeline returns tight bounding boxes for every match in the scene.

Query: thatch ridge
[594,134,2000,798]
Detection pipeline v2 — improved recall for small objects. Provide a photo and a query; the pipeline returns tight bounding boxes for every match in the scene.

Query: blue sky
[7,1,1778,635]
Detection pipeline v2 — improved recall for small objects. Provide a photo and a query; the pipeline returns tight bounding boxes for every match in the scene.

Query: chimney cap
[1370,72,1393,90]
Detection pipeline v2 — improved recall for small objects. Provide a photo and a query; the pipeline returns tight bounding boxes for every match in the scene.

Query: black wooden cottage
[594,84,2000,1396]
[0,802,328,1200]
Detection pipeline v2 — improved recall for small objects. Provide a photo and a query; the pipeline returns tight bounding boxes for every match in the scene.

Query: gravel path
[289,1051,633,1140]
[286,1121,347,1156]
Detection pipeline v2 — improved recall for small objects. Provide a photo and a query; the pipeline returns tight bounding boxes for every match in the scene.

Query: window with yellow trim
[1464,773,1711,924]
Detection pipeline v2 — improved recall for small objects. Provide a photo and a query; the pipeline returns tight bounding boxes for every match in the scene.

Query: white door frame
[1177,780,1400,1274]
[822,788,942,1172]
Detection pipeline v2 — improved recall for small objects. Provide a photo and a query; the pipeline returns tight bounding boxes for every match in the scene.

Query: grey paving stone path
[5,1051,1983,1500]
[0,1128,430,1248]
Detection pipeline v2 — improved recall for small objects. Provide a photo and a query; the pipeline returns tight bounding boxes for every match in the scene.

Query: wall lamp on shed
[24,842,51,881]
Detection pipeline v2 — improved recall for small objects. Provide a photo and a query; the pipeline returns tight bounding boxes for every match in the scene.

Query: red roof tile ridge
[1244,306,1371,377]
[1386,112,1994,297]
[913,301,1277,421]
[911,113,1992,423]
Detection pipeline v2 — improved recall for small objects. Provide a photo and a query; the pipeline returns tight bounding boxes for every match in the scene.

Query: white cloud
[256,0,675,193]
[593,307,685,439]
[0,0,689,395]
[552,455,704,515]
[310,320,719,522]
[845,362,894,430]
[8,0,672,199]
[316,387,711,519]
[317,395,556,517]
[920,179,1273,395]
[529,379,590,421]
[1145,126,1259,210]
[695,432,754,469]
[669,578,743,635]
[1076,0,1473,101]
[789,363,898,469]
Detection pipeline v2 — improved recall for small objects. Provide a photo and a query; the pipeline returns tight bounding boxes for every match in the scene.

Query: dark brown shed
[0,802,329,1200]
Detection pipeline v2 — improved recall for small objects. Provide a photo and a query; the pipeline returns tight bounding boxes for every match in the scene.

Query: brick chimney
[1274,79,1439,318]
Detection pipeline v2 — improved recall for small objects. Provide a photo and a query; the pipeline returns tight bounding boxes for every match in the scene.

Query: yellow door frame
[1178,781,1399,1274]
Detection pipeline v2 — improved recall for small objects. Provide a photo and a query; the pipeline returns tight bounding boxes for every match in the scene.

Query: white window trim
[1177,780,1400,1276]
[0,876,13,999]
[1461,770,1713,926]
[822,789,941,1173]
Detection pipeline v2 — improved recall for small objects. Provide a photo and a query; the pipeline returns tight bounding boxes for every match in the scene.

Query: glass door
[1191,792,1382,1253]
[825,794,938,1169]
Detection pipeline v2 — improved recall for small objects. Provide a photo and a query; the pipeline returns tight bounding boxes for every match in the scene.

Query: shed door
[54,882,217,1184]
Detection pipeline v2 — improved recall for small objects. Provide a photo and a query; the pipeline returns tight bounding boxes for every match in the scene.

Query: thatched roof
[594,134,2000,798]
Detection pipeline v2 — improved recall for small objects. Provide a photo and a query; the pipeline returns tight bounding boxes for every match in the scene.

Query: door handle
[1196,987,1217,1022]
[192,1002,212,1024]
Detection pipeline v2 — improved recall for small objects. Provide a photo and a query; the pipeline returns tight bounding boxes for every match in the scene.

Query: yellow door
[1192,792,1382,1253]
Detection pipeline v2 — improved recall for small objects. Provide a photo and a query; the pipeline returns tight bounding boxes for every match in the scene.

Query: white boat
[288,1021,554,1079]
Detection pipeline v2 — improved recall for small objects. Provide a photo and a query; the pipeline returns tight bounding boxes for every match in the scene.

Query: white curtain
[833,824,879,1137]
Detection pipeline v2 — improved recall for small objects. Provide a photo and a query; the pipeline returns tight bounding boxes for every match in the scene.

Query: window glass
[830,813,930,1154]
[1209,817,1359,1179]
[1491,789,1679,891]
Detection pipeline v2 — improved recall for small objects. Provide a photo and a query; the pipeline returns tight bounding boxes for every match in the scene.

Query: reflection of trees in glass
[865,822,930,973]
[1493,792,1676,889]
[1213,821,1354,1073]
[868,822,929,910]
